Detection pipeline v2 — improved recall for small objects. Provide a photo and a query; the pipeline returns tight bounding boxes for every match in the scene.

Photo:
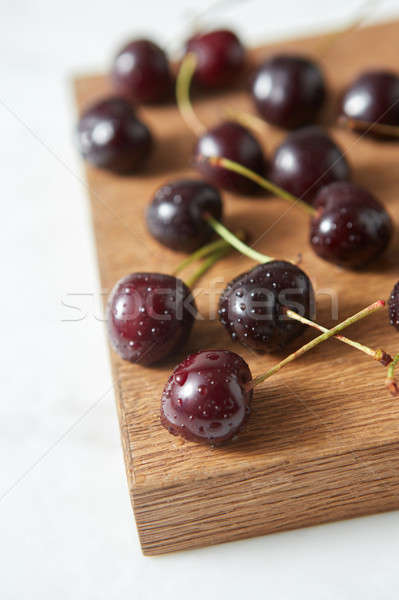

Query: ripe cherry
[269,126,351,204]
[251,54,326,129]
[111,39,173,104]
[77,97,153,173]
[160,350,252,444]
[218,261,315,352]
[388,281,399,331]
[194,121,267,194]
[146,179,222,253]
[340,70,399,138]
[185,29,245,89]
[310,182,393,269]
[107,272,196,365]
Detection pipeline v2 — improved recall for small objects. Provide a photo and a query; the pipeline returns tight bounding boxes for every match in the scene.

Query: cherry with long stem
[161,300,388,445]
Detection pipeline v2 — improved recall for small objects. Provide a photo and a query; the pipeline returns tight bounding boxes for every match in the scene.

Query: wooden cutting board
[74,19,399,555]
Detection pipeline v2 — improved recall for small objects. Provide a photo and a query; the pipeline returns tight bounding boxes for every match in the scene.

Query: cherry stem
[204,156,317,217]
[205,213,273,264]
[285,308,392,366]
[172,234,244,276]
[385,353,399,396]
[176,52,206,136]
[338,115,399,138]
[185,242,232,288]
[251,300,385,388]
[225,108,270,135]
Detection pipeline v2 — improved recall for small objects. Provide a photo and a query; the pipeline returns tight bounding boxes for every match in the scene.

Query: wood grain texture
[74,20,399,555]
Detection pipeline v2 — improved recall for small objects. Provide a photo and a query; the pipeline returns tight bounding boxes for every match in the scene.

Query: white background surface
[1,1,399,598]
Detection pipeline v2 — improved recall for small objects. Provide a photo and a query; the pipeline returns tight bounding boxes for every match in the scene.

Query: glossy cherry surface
[194,120,267,194]
[389,281,399,331]
[107,272,196,365]
[218,261,315,352]
[310,182,392,269]
[160,350,252,444]
[111,39,173,104]
[146,179,222,252]
[185,29,245,89]
[251,54,326,129]
[77,97,153,173]
[269,126,351,204]
[341,70,399,137]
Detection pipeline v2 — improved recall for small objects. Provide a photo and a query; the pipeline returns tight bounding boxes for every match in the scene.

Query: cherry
[340,70,399,138]
[194,121,267,194]
[77,97,153,173]
[160,350,252,444]
[146,179,222,253]
[161,301,386,444]
[269,126,351,204]
[185,29,245,89]
[107,272,196,365]
[251,54,326,129]
[310,182,393,269]
[111,39,173,104]
[389,281,399,331]
[218,261,314,352]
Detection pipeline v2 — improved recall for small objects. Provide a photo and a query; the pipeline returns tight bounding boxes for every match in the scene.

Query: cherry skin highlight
[218,261,315,353]
[310,182,393,269]
[146,179,222,252]
[341,70,399,137]
[194,120,267,194]
[185,29,245,89]
[269,126,351,204]
[389,281,399,331]
[77,97,153,173]
[107,272,197,365]
[160,350,252,444]
[251,54,326,129]
[111,39,173,104]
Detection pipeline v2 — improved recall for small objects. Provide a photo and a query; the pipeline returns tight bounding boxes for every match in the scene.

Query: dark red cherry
[146,179,222,253]
[107,272,197,365]
[160,350,252,444]
[251,54,326,129]
[194,120,267,194]
[218,261,315,352]
[389,281,399,331]
[77,97,153,173]
[111,39,173,104]
[310,182,393,269]
[341,70,399,137]
[185,29,245,89]
[269,126,351,204]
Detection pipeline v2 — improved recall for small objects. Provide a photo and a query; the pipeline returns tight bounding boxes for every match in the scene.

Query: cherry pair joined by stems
[161,300,386,445]
[77,97,153,173]
[107,239,233,365]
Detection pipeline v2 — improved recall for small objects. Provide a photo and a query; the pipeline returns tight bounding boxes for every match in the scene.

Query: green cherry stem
[251,300,386,388]
[185,243,232,288]
[204,213,273,263]
[176,52,206,136]
[285,308,392,366]
[204,155,317,217]
[172,234,244,276]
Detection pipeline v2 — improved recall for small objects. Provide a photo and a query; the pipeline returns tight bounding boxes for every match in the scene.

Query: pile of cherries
[76,25,399,446]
